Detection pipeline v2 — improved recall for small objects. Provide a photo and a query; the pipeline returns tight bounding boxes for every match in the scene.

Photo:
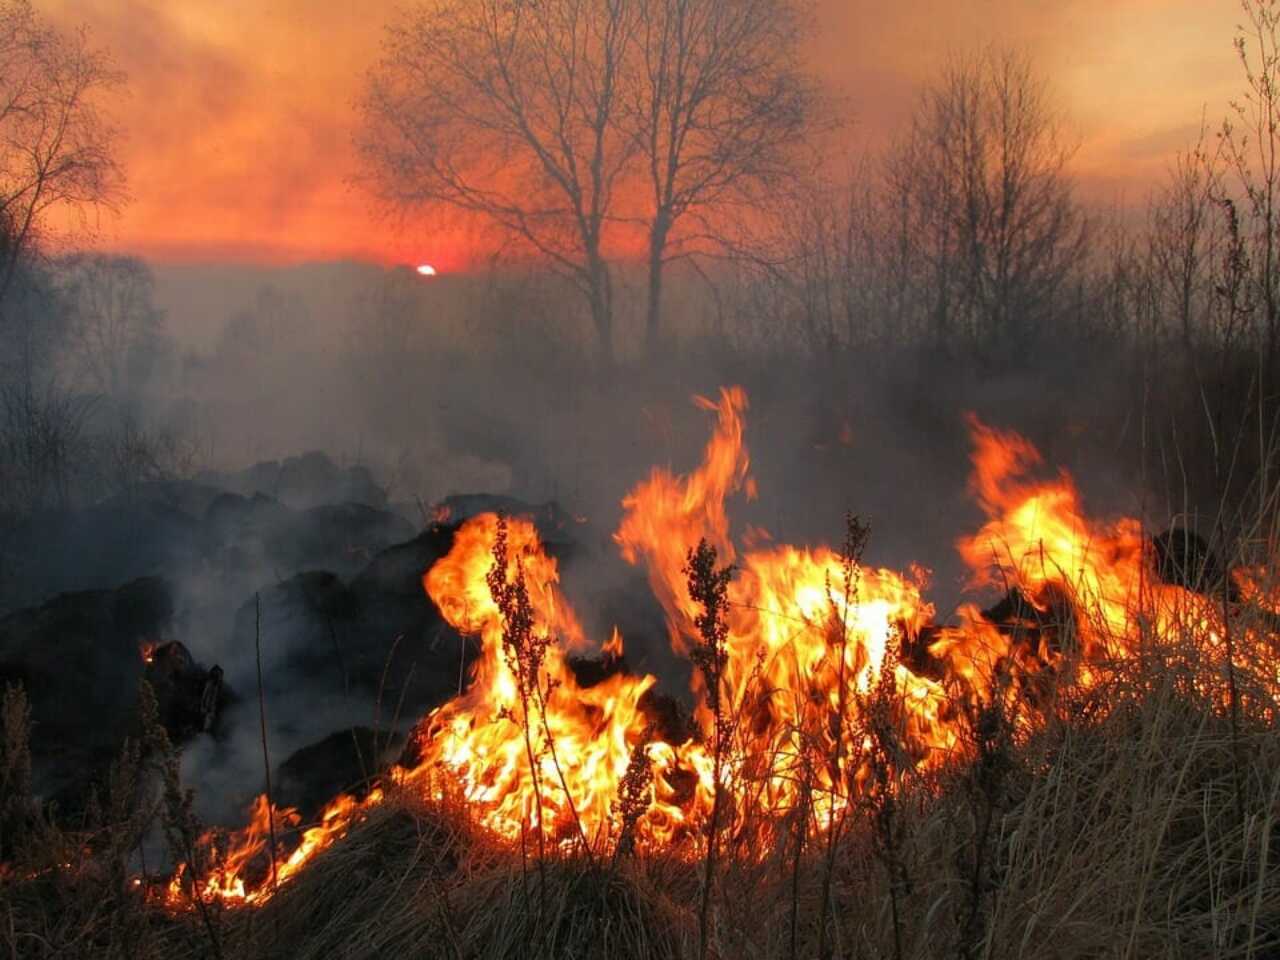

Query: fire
[161,790,388,909]
[409,512,657,846]
[1235,564,1280,614]
[954,414,1150,658]
[616,387,751,656]
[153,386,1280,910]
[616,388,942,830]
[935,415,1257,699]
[603,626,624,659]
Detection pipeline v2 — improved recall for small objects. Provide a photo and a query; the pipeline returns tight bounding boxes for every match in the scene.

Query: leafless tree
[359,0,637,365]
[625,0,817,356]
[0,377,93,514]
[1147,132,1225,360]
[746,165,880,357]
[0,0,125,319]
[60,253,164,400]
[1221,0,1280,368]
[887,50,1088,353]
[359,0,819,364]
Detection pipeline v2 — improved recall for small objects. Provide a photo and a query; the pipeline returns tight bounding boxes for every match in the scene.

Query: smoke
[142,253,1148,593]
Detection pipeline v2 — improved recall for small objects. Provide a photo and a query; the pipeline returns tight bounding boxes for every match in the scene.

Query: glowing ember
[153,385,1280,910]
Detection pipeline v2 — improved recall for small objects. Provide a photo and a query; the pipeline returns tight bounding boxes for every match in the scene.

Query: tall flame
[412,512,656,845]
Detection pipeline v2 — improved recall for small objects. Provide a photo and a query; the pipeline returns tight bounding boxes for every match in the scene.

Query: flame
[603,626,624,660]
[162,790,387,909]
[1235,564,1280,614]
[615,386,750,655]
[152,388,1280,910]
[615,388,941,831]
[408,512,657,846]
[948,415,1233,667]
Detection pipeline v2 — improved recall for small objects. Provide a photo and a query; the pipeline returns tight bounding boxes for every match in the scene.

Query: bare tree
[887,50,1088,354]
[0,0,124,319]
[749,165,879,356]
[360,0,637,365]
[1221,0,1280,369]
[60,253,164,400]
[360,0,819,363]
[626,0,816,356]
[0,377,93,514]
[1148,132,1225,360]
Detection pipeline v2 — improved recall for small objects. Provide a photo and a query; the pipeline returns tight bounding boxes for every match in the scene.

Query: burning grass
[5,385,1280,957]
[9,646,1275,960]
[255,644,1280,960]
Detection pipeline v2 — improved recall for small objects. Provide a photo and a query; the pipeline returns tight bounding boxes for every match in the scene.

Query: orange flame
[409,512,657,846]
[603,626,624,660]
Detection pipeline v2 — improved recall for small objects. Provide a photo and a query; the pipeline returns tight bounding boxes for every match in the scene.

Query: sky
[44,0,1246,268]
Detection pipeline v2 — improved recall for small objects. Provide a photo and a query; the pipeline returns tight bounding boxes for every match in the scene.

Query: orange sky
[45,0,1244,268]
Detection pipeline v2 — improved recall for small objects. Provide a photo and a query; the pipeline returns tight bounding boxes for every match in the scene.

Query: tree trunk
[0,242,19,326]
[645,217,670,360]
[588,255,614,369]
